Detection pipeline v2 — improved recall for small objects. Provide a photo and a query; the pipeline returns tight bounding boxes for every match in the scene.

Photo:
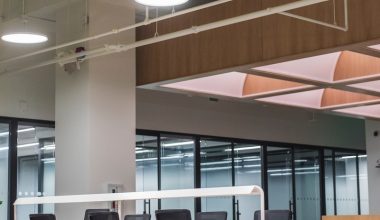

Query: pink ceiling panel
[253,52,341,82]
[161,72,246,98]
[335,104,380,118]
[349,80,380,93]
[369,44,380,51]
[257,89,324,109]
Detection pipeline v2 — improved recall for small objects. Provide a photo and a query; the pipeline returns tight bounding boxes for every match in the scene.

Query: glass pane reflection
[234,143,261,220]
[200,139,233,220]
[335,152,358,215]
[161,135,195,216]
[0,123,9,220]
[136,135,159,216]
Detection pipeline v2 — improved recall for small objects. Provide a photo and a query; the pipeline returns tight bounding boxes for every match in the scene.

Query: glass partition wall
[0,123,10,220]
[136,130,368,220]
[0,118,55,220]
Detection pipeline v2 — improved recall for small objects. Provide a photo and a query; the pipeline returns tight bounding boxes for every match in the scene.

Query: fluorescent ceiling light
[162,141,194,147]
[136,150,153,154]
[294,159,308,163]
[201,166,242,172]
[0,132,8,137]
[201,161,232,166]
[40,144,56,151]
[42,158,55,164]
[225,146,261,152]
[18,128,35,133]
[0,147,9,151]
[0,128,35,137]
[340,155,357,159]
[2,33,48,44]
[270,171,319,176]
[17,142,39,148]
[134,0,189,7]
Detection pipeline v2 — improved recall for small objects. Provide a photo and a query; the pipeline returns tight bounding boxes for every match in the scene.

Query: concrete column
[55,0,136,219]
[365,120,380,214]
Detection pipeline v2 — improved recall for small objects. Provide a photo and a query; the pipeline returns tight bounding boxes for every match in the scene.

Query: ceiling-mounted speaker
[63,47,86,74]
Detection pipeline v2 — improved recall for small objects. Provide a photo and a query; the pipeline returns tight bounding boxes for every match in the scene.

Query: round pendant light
[1,33,48,44]
[135,0,189,7]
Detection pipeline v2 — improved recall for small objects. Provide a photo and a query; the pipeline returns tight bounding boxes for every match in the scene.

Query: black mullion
[291,147,297,220]
[319,149,326,218]
[194,136,201,213]
[332,151,337,215]
[37,140,44,213]
[8,120,18,220]
[157,134,162,210]
[356,153,361,215]
[262,145,269,210]
[232,142,236,220]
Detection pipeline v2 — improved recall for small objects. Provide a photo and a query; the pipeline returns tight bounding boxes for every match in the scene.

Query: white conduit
[278,0,349,31]
[0,0,232,65]
[1,0,328,76]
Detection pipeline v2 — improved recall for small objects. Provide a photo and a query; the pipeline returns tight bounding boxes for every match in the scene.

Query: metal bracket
[278,0,348,31]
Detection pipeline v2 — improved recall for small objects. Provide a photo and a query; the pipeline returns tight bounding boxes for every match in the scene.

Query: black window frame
[136,129,366,220]
[0,116,55,220]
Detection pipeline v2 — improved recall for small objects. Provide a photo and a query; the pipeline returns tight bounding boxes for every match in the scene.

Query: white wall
[365,120,380,214]
[137,89,366,150]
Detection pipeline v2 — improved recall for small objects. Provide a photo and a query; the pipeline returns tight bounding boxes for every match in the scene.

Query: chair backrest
[89,212,120,220]
[84,209,110,220]
[155,209,192,220]
[29,214,56,220]
[254,210,292,220]
[196,212,227,220]
[125,214,151,220]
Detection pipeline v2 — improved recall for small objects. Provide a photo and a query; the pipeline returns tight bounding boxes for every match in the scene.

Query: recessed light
[135,0,189,7]
[1,33,48,44]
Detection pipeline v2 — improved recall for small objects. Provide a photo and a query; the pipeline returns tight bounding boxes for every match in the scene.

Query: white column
[365,120,380,214]
[55,0,136,219]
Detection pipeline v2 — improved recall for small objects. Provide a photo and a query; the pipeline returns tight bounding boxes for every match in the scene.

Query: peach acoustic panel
[242,74,306,96]
[321,88,380,108]
[334,51,380,82]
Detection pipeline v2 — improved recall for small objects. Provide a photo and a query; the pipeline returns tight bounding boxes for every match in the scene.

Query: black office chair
[196,212,227,220]
[29,214,56,220]
[90,212,120,220]
[156,209,192,220]
[254,210,292,220]
[125,214,151,220]
[84,209,110,220]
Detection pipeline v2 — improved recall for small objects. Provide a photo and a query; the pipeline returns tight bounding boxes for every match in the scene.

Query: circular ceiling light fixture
[1,33,48,44]
[135,0,189,7]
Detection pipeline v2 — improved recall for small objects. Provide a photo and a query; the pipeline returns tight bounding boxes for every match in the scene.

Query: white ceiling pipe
[59,0,330,65]
[0,0,232,65]
[1,0,328,76]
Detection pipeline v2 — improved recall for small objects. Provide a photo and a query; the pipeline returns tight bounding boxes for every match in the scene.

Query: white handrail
[14,185,265,220]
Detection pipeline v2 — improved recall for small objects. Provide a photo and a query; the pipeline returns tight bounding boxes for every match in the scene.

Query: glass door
[17,124,55,220]
[200,139,233,220]
[334,152,359,215]
[135,135,159,217]
[0,123,9,220]
[294,149,320,220]
[267,147,293,215]
[234,143,262,220]
[160,135,195,216]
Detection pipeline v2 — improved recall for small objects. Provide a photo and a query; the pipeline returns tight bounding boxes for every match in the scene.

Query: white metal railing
[14,185,265,220]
